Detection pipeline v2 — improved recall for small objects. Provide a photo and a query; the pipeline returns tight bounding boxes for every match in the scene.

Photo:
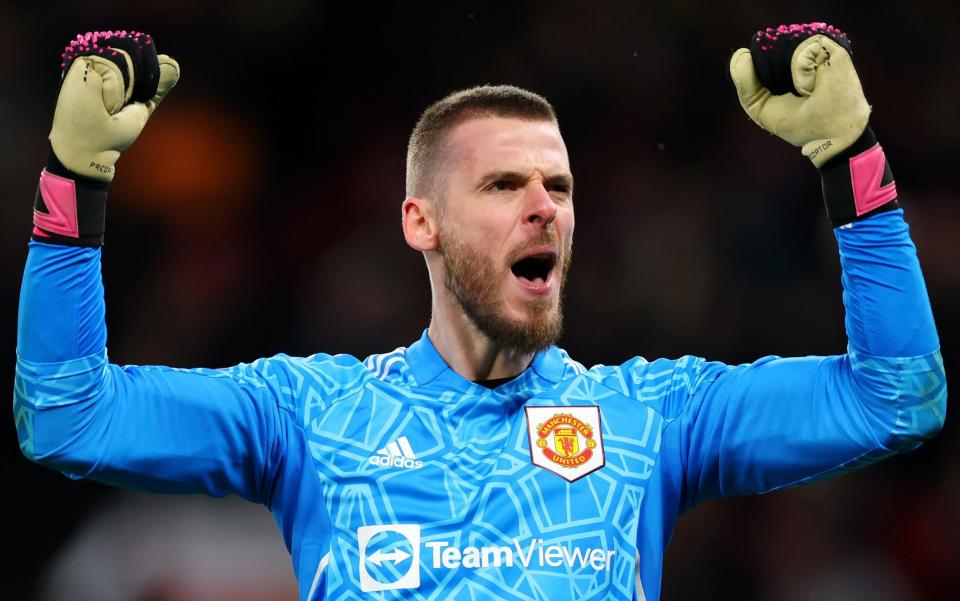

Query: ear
[402,196,439,252]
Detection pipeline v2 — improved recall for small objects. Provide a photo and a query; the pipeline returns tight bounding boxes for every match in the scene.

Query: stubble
[439,228,570,354]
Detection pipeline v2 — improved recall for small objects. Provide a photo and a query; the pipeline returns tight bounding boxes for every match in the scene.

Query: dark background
[3,1,957,600]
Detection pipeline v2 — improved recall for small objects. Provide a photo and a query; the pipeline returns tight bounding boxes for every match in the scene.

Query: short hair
[405,85,558,198]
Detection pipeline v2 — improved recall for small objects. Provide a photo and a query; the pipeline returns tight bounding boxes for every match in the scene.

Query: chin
[487,302,563,354]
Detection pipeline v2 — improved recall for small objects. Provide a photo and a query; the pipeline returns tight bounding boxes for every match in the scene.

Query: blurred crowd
[2,1,957,600]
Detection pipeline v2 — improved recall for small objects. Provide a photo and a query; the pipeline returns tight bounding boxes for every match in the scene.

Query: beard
[439,227,570,354]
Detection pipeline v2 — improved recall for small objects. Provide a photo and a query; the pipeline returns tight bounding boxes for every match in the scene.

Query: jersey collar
[404,329,566,391]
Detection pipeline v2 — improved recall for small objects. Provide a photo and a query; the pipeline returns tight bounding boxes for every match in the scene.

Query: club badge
[525,405,605,482]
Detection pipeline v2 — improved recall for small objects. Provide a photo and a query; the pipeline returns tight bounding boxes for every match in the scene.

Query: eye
[487,180,516,193]
[547,183,572,200]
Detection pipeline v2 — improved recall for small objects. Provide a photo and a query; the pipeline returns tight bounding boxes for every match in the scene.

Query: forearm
[836,209,938,356]
[18,241,106,362]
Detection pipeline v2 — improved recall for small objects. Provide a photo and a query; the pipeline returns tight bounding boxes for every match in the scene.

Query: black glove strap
[32,151,108,247]
[818,127,899,228]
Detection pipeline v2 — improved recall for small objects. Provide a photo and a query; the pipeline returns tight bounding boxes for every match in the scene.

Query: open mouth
[510,251,557,287]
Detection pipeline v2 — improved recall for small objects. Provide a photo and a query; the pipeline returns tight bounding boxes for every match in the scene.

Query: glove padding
[729,23,870,168]
[48,31,179,182]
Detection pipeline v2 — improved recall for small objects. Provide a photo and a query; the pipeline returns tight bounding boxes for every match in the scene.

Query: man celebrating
[15,24,945,601]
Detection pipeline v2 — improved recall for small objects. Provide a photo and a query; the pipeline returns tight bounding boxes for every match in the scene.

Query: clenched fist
[729,23,869,168]
[49,31,180,182]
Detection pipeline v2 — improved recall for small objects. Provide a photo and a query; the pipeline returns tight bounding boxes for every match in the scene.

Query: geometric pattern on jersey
[298,331,680,600]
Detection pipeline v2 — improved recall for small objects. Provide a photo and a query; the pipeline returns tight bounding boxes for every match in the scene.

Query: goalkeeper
[15,24,945,601]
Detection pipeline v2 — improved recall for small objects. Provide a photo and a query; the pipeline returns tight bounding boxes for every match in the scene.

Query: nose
[524,182,558,228]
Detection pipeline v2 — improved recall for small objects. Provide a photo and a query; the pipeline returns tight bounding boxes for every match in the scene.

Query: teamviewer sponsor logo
[368,435,423,469]
[424,539,615,571]
[357,524,616,592]
[358,524,420,592]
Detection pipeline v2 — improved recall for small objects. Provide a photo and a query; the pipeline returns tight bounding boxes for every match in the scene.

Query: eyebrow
[477,170,574,191]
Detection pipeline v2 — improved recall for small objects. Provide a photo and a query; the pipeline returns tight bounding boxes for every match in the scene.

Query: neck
[428,304,535,382]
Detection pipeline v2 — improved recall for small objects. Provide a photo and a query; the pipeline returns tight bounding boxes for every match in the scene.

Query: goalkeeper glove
[33,31,179,246]
[729,23,898,227]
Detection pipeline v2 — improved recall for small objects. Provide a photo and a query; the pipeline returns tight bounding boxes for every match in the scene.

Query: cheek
[459,213,515,251]
[443,219,506,269]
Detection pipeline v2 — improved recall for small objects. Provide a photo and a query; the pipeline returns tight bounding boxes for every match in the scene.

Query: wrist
[33,151,109,247]
[818,126,899,228]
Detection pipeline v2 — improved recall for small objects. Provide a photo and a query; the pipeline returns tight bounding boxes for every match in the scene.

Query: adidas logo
[368,436,423,470]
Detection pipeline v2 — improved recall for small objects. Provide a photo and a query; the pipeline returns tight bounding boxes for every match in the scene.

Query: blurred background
[2,1,957,599]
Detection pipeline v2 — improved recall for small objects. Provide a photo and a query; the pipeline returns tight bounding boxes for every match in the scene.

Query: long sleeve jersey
[14,209,946,600]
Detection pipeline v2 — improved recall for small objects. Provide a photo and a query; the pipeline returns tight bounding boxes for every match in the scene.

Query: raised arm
[674,23,946,510]
[14,32,286,503]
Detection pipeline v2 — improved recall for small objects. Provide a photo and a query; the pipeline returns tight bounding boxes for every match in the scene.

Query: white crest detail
[525,405,605,482]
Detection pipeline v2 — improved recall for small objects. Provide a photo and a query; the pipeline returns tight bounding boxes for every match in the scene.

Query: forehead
[444,116,570,180]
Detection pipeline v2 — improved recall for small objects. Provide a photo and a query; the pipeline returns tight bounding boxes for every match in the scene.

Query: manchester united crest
[525,406,605,482]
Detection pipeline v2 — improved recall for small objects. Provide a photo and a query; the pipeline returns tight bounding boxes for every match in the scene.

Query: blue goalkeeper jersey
[14,210,946,600]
